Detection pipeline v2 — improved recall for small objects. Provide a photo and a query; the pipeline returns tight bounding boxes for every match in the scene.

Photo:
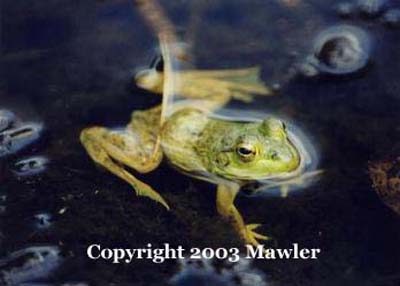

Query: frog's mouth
[241,128,322,197]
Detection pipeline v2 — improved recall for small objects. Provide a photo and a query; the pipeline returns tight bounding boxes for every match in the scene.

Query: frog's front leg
[216,183,270,246]
[80,127,169,209]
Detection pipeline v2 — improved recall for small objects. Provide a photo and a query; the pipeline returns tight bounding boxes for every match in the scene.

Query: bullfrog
[80,43,310,246]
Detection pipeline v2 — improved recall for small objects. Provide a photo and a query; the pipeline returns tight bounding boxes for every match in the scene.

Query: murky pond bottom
[1,0,400,285]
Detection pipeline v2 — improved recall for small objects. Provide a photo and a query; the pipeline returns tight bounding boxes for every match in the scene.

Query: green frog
[80,43,309,246]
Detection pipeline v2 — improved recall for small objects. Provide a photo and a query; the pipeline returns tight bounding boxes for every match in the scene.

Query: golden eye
[236,143,256,162]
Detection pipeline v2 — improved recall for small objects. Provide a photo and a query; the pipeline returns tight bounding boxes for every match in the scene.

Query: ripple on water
[0,123,43,158]
[0,246,63,285]
[302,25,372,77]
[12,156,50,177]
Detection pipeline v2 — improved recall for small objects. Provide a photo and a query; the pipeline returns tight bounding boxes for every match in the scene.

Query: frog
[80,42,310,246]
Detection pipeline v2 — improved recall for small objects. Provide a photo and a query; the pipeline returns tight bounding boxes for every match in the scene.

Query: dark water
[1,0,400,285]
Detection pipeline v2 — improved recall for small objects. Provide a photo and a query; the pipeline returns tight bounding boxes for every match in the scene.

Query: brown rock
[369,157,400,215]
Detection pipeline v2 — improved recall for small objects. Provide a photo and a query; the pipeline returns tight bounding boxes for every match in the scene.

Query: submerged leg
[80,126,169,209]
[216,183,269,246]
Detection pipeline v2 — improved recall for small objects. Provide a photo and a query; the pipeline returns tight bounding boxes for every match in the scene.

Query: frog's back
[161,108,209,174]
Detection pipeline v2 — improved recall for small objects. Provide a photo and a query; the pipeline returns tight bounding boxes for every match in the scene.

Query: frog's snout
[262,142,300,172]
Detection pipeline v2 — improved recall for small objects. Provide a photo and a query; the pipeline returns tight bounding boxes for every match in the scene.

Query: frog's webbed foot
[80,126,169,210]
[216,183,271,246]
[246,224,270,245]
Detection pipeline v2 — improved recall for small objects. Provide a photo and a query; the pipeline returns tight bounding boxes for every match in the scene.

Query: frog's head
[211,118,301,181]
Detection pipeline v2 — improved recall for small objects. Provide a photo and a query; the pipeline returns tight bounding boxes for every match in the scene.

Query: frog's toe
[245,224,270,246]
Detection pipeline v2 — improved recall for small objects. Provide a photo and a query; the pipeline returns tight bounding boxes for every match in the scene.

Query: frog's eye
[236,143,256,162]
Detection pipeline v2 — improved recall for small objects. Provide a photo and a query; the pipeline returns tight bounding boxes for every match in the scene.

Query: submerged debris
[13,156,49,177]
[170,257,268,286]
[0,246,63,285]
[369,157,400,215]
[302,25,372,76]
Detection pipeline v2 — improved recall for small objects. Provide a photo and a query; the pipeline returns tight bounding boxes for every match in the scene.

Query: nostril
[270,150,279,160]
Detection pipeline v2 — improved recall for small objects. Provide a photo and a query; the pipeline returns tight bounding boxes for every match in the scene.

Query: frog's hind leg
[80,123,169,210]
[216,183,270,246]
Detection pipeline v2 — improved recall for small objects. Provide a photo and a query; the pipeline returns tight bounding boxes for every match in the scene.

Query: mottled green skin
[161,108,301,183]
